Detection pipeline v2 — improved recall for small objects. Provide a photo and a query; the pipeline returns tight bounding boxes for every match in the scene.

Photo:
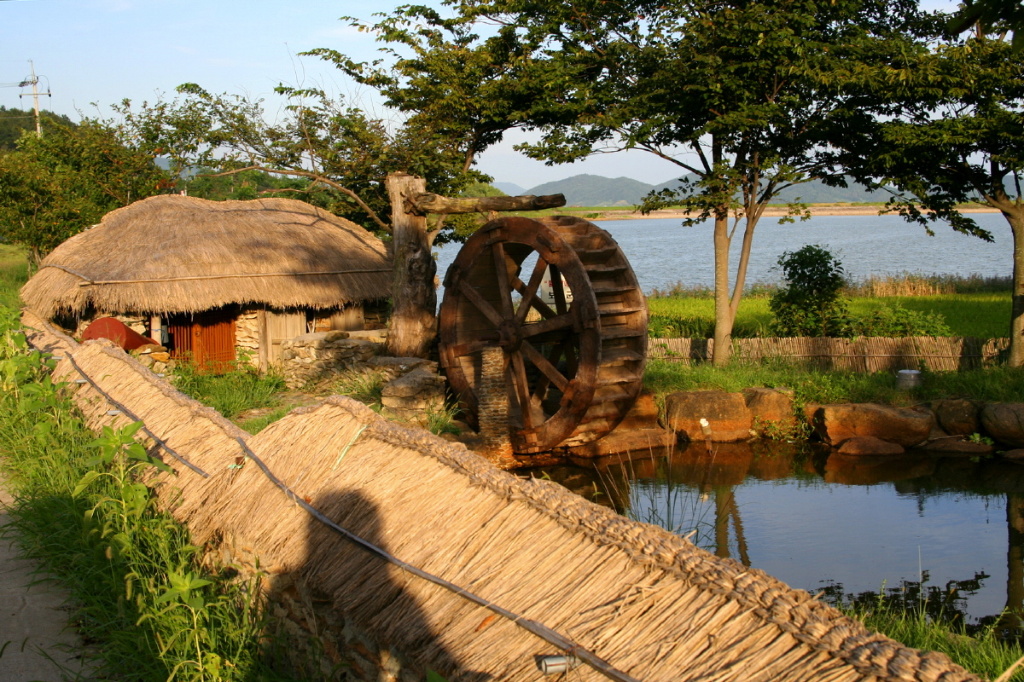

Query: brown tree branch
[406,192,565,215]
[205,165,391,232]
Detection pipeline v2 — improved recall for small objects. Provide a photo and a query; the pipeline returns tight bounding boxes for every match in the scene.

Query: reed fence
[649,336,1010,372]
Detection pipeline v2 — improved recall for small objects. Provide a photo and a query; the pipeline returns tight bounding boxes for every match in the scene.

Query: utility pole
[19,61,51,137]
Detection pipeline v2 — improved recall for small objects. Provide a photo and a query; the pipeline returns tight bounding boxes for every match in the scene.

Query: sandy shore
[574,204,1000,221]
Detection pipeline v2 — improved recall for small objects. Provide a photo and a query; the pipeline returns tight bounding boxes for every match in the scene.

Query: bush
[849,304,952,337]
[769,245,851,337]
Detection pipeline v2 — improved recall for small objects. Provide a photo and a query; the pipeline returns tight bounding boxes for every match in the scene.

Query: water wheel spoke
[491,242,516,319]
[550,264,569,315]
[445,337,495,358]
[520,340,570,393]
[508,350,541,428]
[511,276,557,319]
[514,257,551,325]
[457,280,505,328]
[521,311,576,339]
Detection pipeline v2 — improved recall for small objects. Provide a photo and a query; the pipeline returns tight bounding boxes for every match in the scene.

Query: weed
[329,366,392,407]
[172,360,285,419]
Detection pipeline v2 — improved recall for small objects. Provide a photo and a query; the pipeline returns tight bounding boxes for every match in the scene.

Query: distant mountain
[525,174,654,207]
[520,173,894,207]
[492,181,526,196]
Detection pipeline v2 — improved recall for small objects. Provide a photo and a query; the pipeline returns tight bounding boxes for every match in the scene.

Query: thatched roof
[21,195,392,319]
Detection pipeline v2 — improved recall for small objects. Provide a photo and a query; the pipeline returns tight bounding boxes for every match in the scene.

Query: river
[434,212,1013,296]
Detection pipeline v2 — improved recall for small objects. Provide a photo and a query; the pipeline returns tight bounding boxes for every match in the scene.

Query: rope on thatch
[60,351,210,479]
[231,435,639,682]
[64,268,393,288]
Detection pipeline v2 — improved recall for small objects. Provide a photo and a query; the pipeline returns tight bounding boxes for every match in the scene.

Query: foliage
[769,245,851,337]
[0,105,75,151]
[171,360,285,420]
[350,0,929,364]
[0,117,169,263]
[114,81,488,244]
[184,167,311,202]
[836,29,1024,365]
[0,310,296,680]
[848,304,952,337]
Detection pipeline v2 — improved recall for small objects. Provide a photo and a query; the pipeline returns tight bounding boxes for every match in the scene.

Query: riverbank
[568,203,1001,221]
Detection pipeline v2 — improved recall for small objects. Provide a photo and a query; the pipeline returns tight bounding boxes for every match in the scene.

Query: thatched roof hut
[21,194,391,319]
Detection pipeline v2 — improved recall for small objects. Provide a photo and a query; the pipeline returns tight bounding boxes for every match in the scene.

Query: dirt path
[0,474,92,681]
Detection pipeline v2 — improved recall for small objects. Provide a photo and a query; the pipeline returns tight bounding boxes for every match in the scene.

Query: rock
[381,368,446,424]
[930,399,981,436]
[664,391,753,442]
[743,387,798,437]
[980,403,1024,448]
[809,403,934,447]
[837,436,906,456]
[1003,449,1024,460]
[914,436,995,456]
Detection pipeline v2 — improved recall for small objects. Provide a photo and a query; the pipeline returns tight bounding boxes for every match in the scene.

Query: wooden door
[265,311,308,364]
[167,310,237,372]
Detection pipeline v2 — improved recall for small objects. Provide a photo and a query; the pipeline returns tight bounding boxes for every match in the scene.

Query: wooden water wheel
[439,216,648,454]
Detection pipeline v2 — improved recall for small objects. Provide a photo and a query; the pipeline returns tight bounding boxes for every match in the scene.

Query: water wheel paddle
[439,216,647,454]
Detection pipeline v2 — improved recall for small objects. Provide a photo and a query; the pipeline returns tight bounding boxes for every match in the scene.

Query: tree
[0,118,169,263]
[116,85,500,357]
[838,29,1024,366]
[349,0,925,364]
[0,106,74,150]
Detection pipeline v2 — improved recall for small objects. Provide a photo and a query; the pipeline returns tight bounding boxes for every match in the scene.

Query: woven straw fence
[22,310,982,682]
[650,336,1010,371]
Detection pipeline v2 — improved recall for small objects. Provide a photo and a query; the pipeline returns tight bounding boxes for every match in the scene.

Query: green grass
[171,360,286,419]
[648,291,1012,339]
[643,358,1024,407]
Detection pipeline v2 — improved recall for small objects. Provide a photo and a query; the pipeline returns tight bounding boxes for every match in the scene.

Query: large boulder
[930,399,981,436]
[742,387,798,437]
[980,403,1024,448]
[664,391,753,442]
[809,403,934,448]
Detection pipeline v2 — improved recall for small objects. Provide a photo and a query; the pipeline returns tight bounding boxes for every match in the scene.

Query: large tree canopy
[0,118,168,263]
[343,0,929,363]
[839,30,1024,366]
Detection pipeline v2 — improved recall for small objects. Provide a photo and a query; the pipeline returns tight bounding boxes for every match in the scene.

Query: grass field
[648,291,1012,339]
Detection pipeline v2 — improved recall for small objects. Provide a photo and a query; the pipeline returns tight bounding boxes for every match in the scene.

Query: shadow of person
[294,489,491,681]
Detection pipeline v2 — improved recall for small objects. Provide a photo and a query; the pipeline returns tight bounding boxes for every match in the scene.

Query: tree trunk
[1007,209,1024,368]
[385,173,437,358]
[712,213,734,366]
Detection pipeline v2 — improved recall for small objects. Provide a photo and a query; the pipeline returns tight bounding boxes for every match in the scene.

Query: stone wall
[279,331,384,388]
[235,310,260,366]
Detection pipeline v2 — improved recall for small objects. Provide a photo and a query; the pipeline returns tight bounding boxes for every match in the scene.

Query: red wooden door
[167,310,236,372]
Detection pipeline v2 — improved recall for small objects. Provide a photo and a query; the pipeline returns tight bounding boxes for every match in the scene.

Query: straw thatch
[25,313,982,682]
[652,336,1010,371]
[20,195,392,319]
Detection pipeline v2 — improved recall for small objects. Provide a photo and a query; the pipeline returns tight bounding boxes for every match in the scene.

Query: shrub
[849,304,952,337]
[769,245,851,337]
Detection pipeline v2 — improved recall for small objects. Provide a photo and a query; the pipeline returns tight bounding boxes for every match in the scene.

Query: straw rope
[20,312,983,682]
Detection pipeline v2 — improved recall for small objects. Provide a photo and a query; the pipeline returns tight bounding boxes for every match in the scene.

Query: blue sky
[1,0,958,189]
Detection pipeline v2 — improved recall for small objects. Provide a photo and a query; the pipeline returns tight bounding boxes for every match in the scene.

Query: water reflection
[528,442,1024,631]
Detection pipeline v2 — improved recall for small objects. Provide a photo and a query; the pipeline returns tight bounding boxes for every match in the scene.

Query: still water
[535,444,1024,630]
[434,212,1013,296]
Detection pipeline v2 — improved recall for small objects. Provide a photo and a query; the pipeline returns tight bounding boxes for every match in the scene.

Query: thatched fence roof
[22,310,981,682]
[20,195,392,319]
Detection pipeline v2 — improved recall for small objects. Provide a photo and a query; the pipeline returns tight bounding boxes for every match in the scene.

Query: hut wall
[20,309,983,682]
[235,310,261,367]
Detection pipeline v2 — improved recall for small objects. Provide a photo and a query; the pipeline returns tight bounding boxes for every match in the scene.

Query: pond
[529,443,1024,636]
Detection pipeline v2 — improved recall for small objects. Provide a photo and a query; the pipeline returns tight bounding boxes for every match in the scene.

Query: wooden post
[385,173,437,358]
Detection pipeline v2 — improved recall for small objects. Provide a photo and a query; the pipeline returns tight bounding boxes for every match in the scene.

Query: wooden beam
[405,192,566,216]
